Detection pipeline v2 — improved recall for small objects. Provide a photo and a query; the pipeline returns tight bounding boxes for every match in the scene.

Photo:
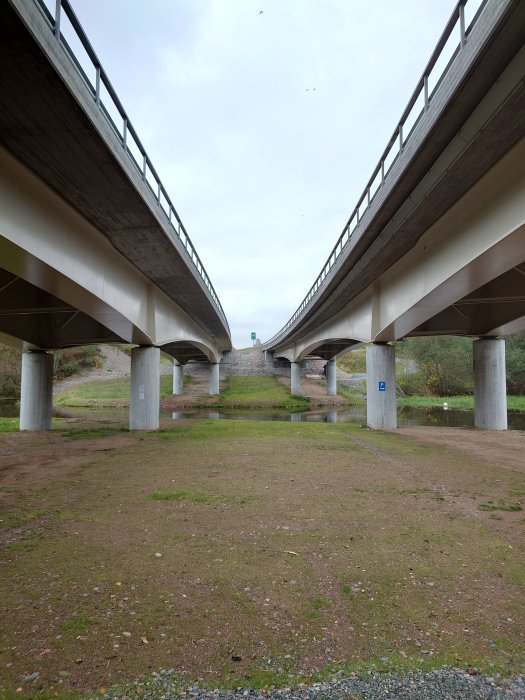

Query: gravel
[100,668,525,700]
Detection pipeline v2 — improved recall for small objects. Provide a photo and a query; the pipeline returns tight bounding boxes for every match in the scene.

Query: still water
[167,406,525,430]
[2,400,525,430]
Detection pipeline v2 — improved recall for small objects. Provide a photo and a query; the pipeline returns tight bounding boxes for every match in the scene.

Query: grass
[1,421,524,695]
[204,375,310,410]
[0,417,18,432]
[397,394,525,412]
[55,374,183,407]
[479,502,523,512]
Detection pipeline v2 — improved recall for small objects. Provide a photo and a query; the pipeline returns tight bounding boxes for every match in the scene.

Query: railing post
[54,0,61,38]
[95,66,101,106]
[142,153,146,181]
[123,118,127,148]
[459,3,466,48]
[423,74,429,110]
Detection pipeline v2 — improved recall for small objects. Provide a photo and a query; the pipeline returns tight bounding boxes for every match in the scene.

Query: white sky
[55,0,459,348]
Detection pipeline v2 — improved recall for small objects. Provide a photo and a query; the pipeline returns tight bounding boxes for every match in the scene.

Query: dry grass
[0,420,524,696]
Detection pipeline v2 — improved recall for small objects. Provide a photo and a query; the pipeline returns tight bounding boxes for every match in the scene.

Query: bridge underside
[162,342,213,364]
[0,269,122,348]
[407,264,525,337]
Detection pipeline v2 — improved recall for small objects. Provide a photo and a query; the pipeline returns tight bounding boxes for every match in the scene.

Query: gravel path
[101,668,525,700]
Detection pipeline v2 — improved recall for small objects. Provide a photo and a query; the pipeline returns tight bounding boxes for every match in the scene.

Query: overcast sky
[48,0,462,348]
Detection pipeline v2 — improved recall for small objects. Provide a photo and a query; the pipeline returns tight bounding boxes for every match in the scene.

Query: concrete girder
[373,137,525,342]
[0,145,223,363]
[271,292,372,362]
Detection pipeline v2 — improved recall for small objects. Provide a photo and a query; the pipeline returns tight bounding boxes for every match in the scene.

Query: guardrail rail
[264,0,486,347]
[35,0,228,327]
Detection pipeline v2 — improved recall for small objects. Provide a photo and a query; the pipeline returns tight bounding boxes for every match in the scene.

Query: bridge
[0,0,232,430]
[263,0,525,431]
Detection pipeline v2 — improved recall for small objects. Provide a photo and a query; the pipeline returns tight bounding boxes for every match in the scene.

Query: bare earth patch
[0,421,524,695]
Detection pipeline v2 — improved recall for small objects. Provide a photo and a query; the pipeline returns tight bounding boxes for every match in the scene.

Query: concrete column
[209,363,220,395]
[326,358,337,396]
[366,343,397,430]
[129,346,160,430]
[473,337,507,430]
[326,410,338,423]
[20,351,54,431]
[265,351,274,367]
[291,361,302,395]
[172,362,184,395]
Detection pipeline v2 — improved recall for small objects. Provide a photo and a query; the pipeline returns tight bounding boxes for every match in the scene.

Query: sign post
[251,331,256,346]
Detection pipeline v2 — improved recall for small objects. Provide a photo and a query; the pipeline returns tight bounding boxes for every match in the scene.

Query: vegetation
[337,347,366,374]
[55,374,180,407]
[0,344,102,399]
[397,394,525,412]
[0,345,21,399]
[204,375,310,410]
[396,332,525,397]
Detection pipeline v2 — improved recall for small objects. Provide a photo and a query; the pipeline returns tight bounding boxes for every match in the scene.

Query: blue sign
[378,381,386,392]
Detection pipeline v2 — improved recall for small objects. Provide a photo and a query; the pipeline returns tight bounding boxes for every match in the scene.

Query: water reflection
[163,405,525,430]
[1,399,524,430]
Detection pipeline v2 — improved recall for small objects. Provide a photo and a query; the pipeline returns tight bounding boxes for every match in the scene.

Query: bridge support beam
[20,351,53,431]
[473,337,507,430]
[291,361,301,396]
[130,346,160,430]
[172,362,184,395]
[326,358,337,396]
[209,363,220,395]
[366,343,397,431]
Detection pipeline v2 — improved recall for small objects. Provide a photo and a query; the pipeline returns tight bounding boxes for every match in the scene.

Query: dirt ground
[1,419,524,694]
[399,426,525,474]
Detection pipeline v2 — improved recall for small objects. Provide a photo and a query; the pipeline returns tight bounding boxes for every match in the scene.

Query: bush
[397,371,429,397]
[506,332,525,394]
[0,344,21,399]
[53,346,102,379]
[396,336,473,396]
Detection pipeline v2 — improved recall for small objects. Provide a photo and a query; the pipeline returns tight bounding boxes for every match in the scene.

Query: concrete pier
[209,363,220,395]
[291,361,302,396]
[20,350,53,431]
[473,337,507,430]
[366,343,397,430]
[326,358,337,396]
[172,362,184,395]
[129,346,160,430]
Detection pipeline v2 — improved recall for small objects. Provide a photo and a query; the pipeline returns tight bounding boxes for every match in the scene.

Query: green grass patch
[55,374,178,407]
[397,395,525,412]
[150,489,258,506]
[479,502,523,512]
[203,376,310,410]
[150,489,215,504]
[0,417,18,432]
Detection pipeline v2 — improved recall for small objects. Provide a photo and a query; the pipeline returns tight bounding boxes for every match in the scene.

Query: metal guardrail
[265,0,487,347]
[35,0,228,328]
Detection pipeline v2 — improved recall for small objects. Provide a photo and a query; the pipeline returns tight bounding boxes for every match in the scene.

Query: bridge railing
[264,0,486,347]
[35,0,229,328]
